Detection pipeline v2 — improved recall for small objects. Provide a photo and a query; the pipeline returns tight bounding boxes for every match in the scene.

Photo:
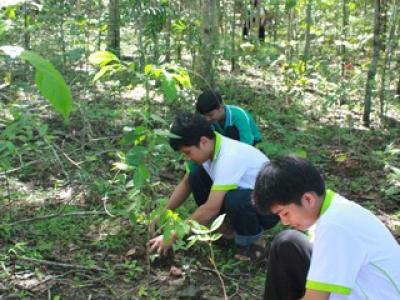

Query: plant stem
[208,242,227,299]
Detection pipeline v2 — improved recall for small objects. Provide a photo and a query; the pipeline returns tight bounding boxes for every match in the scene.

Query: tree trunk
[23,3,31,50]
[137,3,145,69]
[230,0,237,72]
[286,8,293,61]
[196,0,219,90]
[379,0,398,123]
[107,0,120,57]
[339,0,349,105]
[60,0,66,68]
[341,0,348,78]
[273,2,279,42]
[380,0,388,52]
[303,0,312,71]
[363,0,381,127]
[165,6,172,63]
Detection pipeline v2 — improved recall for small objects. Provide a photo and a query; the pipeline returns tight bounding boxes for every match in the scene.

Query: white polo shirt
[202,132,268,191]
[306,190,400,299]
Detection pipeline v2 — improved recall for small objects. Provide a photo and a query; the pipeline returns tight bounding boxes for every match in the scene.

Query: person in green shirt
[196,90,262,146]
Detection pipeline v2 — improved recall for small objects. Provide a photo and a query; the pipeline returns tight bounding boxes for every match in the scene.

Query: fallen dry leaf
[125,247,137,258]
[169,265,183,277]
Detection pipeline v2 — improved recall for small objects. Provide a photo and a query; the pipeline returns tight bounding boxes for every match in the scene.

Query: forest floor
[0,56,399,299]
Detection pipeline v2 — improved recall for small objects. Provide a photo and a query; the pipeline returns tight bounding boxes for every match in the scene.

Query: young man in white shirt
[253,155,400,300]
[148,112,278,260]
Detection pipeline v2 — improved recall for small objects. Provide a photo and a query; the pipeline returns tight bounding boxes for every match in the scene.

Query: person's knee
[188,166,208,188]
[224,190,249,214]
[271,230,307,255]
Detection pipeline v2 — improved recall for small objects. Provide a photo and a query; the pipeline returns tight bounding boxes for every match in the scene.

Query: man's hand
[148,234,176,255]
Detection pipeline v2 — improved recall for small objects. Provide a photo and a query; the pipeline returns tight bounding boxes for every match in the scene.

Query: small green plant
[187,214,227,300]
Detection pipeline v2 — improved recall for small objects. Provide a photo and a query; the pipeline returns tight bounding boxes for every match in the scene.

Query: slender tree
[303,0,312,71]
[379,0,399,123]
[107,0,120,57]
[196,0,219,89]
[230,0,237,71]
[363,0,381,127]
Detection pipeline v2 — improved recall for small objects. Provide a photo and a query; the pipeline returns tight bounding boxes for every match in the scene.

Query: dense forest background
[0,0,399,298]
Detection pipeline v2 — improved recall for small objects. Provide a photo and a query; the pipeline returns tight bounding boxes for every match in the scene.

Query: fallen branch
[0,211,108,227]
[0,160,41,177]
[18,256,107,272]
[197,266,262,298]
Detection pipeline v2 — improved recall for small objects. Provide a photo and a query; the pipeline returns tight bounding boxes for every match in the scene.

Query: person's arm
[301,289,330,300]
[148,189,226,254]
[190,190,227,225]
[232,110,254,145]
[148,174,191,254]
[165,173,191,210]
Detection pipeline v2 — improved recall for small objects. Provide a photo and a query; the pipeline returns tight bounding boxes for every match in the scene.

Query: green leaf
[112,162,131,171]
[93,65,120,82]
[163,223,172,243]
[126,146,148,166]
[335,153,347,162]
[175,222,188,240]
[285,0,297,10]
[186,237,198,248]
[150,114,167,125]
[20,51,73,121]
[292,149,307,158]
[191,225,212,235]
[210,233,223,241]
[134,164,150,189]
[210,214,226,232]
[88,51,119,67]
[161,76,177,102]
[144,64,152,75]
[172,20,186,34]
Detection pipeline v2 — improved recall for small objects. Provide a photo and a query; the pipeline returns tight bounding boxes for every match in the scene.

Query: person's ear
[301,192,317,208]
[199,136,209,148]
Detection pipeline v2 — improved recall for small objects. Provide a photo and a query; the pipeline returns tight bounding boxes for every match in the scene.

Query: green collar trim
[320,189,334,215]
[212,132,222,161]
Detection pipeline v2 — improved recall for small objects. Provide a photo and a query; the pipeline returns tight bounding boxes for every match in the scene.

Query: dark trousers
[263,230,312,300]
[188,166,279,237]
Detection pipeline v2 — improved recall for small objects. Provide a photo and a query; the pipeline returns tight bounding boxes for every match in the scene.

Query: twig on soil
[18,256,107,272]
[58,146,82,169]
[102,194,116,217]
[0,211,108,227]
[197,266,262,299]
[44,138,70,181]
[0,160,40,177]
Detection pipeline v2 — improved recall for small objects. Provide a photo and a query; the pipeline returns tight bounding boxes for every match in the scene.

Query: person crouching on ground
[253,155,400,300]
[196,90,262,146]
[148,112,279,261]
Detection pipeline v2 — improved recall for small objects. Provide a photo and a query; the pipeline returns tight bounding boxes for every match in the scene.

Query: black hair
[196,90,223,114]
[253,156,325,213]
[169,112,214,151]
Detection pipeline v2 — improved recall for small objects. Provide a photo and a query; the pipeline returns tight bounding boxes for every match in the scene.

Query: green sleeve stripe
[211,184,237,191]
[306,280,351,295]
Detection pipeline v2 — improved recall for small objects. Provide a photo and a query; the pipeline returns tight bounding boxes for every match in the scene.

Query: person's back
[196,90,262,146]
[202,133,267,190]
[309,192,400,299]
